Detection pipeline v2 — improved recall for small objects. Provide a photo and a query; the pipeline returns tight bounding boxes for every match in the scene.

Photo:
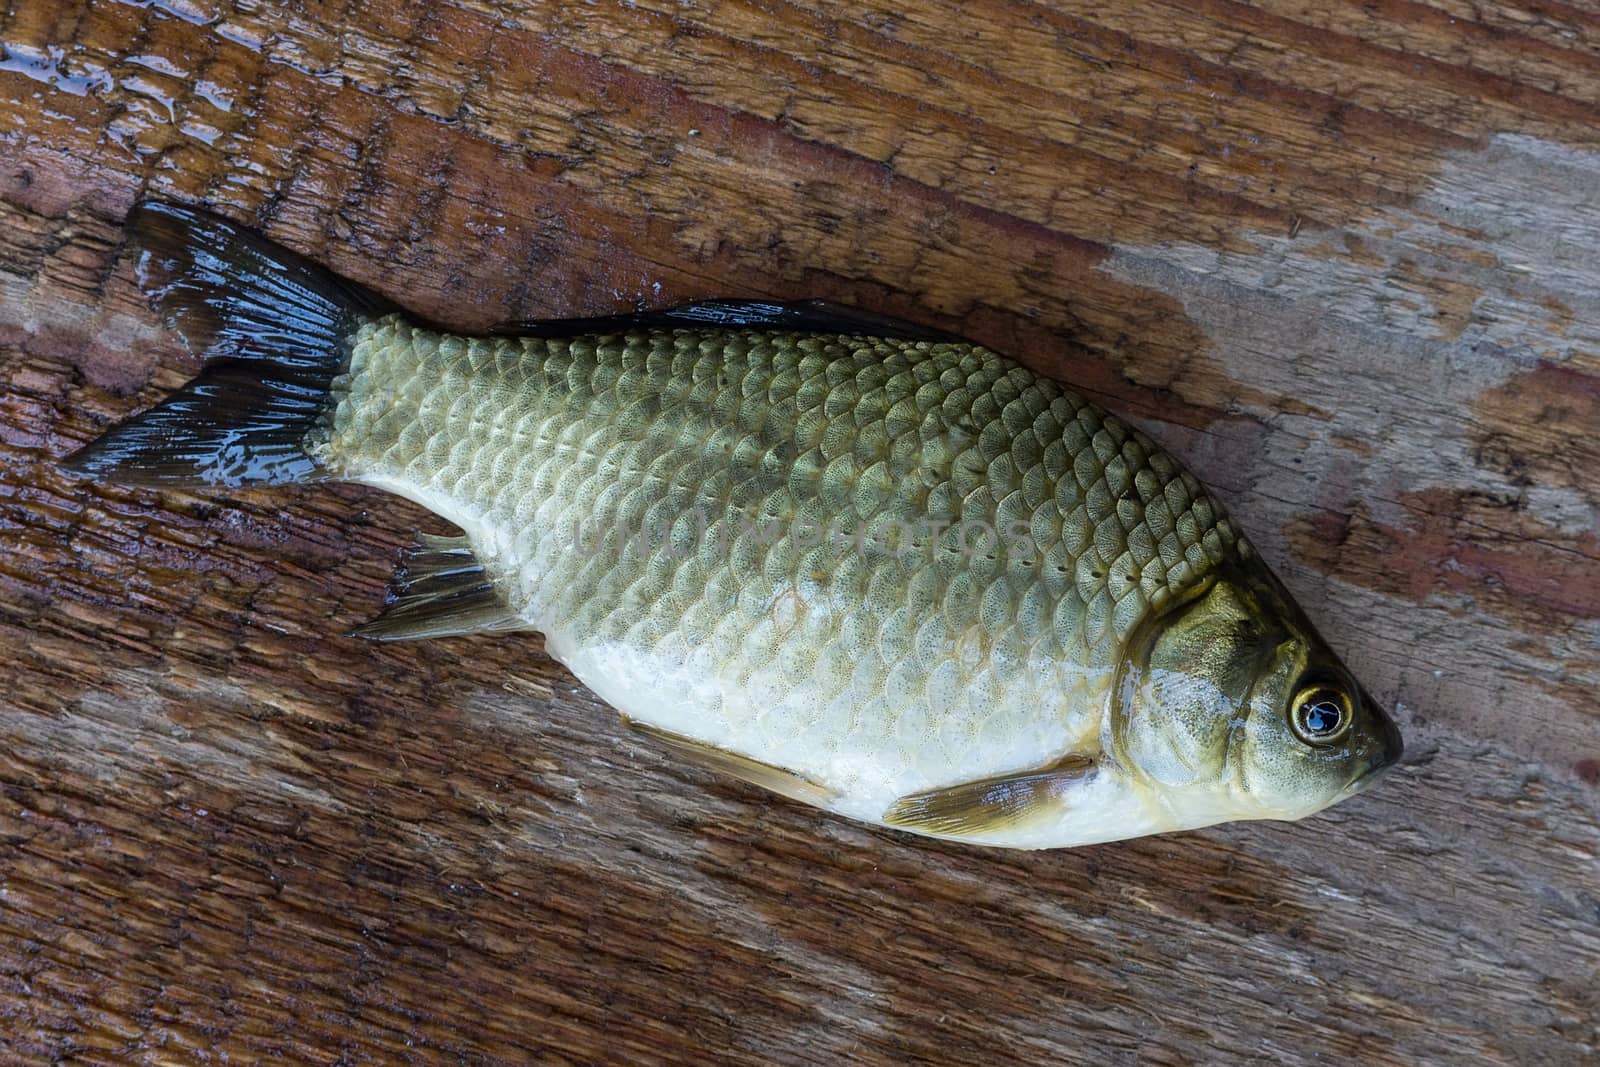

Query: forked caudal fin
[61,201,394,486]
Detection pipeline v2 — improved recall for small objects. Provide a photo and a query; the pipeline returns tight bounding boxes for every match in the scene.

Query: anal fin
[626,720,837,807]
[350,533,527,641]
[884,754,1096,837]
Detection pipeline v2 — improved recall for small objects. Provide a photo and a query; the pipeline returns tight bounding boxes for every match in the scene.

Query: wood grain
[1,0,1597,1063]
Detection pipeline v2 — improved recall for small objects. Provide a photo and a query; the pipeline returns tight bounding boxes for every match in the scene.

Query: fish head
[1113,560,1403,828]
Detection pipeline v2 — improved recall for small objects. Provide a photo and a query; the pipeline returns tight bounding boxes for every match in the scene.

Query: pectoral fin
[626,720,837,807]
[884,755,1096,837]
[349,533,528,641]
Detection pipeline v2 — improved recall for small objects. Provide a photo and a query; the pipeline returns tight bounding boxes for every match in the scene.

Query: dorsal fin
[490,298,960,342]
[349,533,527,641]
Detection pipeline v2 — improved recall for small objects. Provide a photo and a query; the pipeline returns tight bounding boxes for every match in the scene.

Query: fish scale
[316,313,1241,822]
[69,202,1401,849]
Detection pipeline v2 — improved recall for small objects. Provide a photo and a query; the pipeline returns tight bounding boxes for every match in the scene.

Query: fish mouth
[1344,759,1389,797]
[1344,689,1404,796]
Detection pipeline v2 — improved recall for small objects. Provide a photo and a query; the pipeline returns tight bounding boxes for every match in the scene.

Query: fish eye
[1290,685,1354,746]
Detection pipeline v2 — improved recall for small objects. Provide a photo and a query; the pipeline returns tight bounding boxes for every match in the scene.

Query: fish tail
[61,201,394,487]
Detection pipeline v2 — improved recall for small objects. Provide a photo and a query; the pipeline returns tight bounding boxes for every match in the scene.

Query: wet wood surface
[2,0,1598,1063]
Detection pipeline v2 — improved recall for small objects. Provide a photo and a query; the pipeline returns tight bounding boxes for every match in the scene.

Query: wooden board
[2,1,1597,1062]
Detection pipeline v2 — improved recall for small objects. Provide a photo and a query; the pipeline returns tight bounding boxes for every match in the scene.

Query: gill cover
[1116,577,1274,790]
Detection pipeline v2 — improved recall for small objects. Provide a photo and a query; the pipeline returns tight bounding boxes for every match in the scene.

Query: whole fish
[66,202,1402,849]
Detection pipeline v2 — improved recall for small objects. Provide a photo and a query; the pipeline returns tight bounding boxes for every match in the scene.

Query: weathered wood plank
[1,0,1596,1063]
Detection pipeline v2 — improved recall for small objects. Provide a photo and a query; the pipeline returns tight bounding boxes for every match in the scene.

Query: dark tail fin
[62,201,394,486]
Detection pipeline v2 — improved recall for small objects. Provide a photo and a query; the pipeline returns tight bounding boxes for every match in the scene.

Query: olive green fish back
[321,315,1241,687]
